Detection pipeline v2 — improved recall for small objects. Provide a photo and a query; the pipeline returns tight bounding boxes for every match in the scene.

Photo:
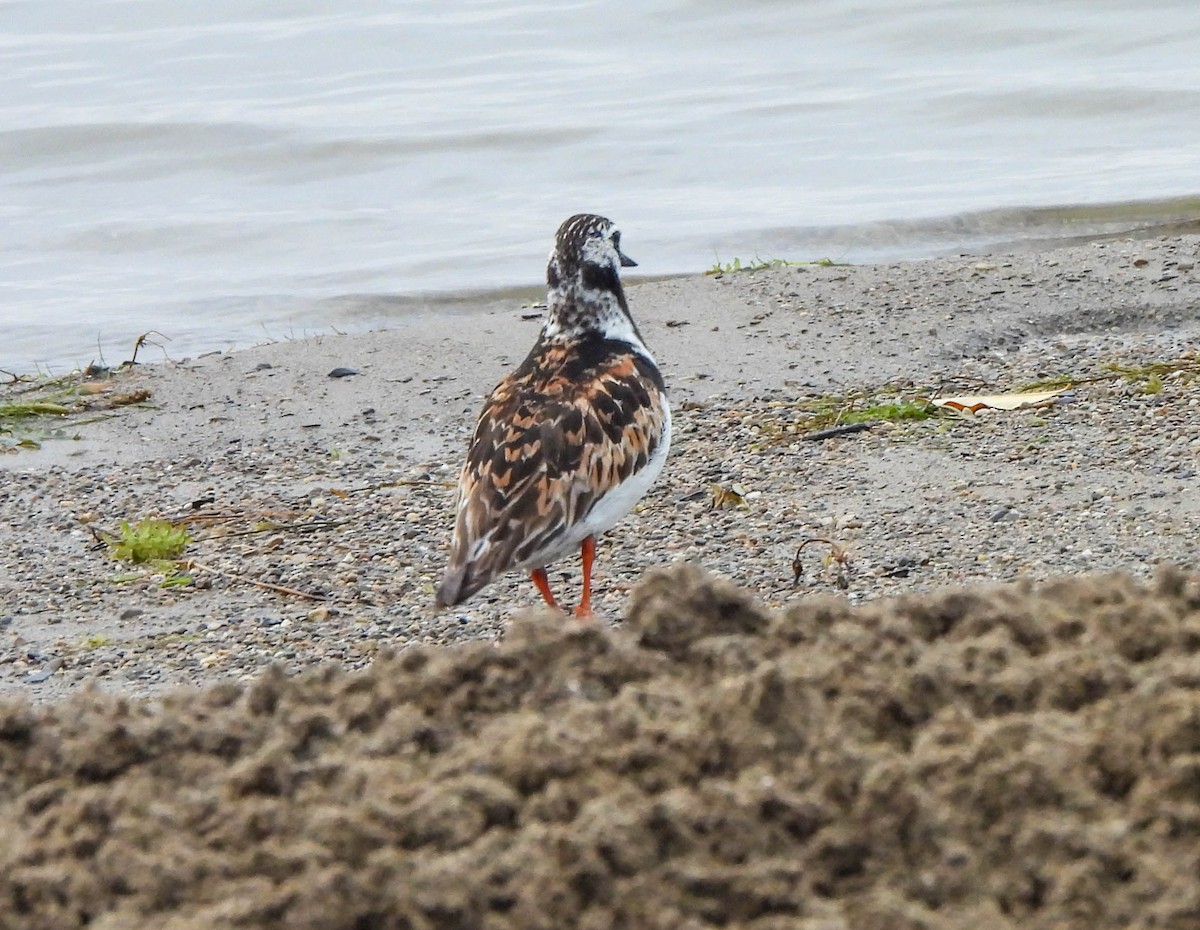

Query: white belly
[515,394,672,570]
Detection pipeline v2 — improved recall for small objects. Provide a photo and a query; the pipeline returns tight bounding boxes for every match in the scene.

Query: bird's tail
[435,565,469,608]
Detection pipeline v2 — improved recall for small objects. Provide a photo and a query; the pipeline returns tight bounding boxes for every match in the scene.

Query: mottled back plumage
[436,214,671,609]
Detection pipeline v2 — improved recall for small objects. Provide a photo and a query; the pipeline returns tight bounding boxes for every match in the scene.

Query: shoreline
[8,198,1200,378]
[3,232,1199,704]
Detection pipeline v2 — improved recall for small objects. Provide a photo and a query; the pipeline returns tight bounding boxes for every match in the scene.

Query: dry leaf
[110,389,152,406]
[928,388,1068,413]
[709,483,749,510]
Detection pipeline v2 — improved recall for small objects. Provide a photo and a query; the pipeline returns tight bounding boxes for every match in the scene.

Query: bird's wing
[437,346,666,606]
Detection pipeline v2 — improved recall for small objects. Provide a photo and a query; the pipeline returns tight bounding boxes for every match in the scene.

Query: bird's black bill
[618,250,638,268]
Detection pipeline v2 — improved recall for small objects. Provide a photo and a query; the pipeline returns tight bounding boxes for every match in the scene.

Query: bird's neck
[542,281,646,350]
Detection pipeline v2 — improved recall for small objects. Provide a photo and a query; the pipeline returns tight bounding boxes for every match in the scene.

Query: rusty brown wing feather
[436,339,666,606]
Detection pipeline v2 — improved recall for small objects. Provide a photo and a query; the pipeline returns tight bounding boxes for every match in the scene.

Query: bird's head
[547,213,636,294]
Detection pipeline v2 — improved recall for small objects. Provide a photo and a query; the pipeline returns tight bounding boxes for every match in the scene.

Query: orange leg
[530,567,560,610]
[575,535,596,620]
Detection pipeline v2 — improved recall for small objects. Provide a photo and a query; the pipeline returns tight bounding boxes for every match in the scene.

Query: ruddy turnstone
[436,213,671,617]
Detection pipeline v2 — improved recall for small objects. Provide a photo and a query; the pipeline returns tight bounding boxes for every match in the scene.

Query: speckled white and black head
[542,213,648,352]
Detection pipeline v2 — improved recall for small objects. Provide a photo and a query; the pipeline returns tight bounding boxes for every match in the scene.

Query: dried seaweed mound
[2,565,1199,929]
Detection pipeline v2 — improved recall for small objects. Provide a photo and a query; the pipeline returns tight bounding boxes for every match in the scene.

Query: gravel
[2,233,1199,704]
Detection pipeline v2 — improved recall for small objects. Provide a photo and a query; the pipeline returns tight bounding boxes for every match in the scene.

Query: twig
[184,559,326,601]
[172,512,257,527]
[88,524,121,546]
[70,414,121,427]
[338,478,456,494]
[792,537,852,588]
[213,519,350,539]
[129,330,172,366]
[800,422,874,442]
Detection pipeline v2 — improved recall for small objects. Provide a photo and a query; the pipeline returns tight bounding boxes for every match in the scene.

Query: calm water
[3,0,1200,373]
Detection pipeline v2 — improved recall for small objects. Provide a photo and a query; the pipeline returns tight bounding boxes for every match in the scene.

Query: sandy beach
[3,232,1198,704]
[3,233,1200,928]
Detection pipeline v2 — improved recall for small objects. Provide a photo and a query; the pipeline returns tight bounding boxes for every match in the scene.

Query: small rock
[328,367,359,378]
[880,555,918,578]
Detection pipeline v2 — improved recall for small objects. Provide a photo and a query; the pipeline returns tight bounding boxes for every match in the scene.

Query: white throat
[541,281,654,361]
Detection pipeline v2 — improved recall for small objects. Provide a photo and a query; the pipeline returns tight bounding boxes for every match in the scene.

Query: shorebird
[436,213,671,617]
